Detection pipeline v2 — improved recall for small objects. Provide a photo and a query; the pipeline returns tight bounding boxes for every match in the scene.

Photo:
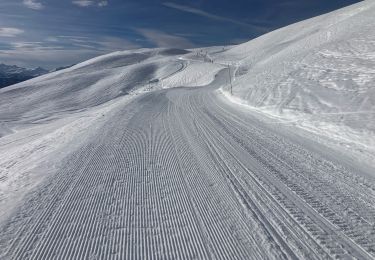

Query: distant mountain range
[0,64,49,88]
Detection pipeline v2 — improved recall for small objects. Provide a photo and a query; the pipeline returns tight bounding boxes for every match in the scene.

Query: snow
[212,0,375,163]
[0,47,222,224]
[1,1,375,259]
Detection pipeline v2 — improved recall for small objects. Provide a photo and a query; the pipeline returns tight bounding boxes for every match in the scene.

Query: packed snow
[213,0,375,165]
[0,1,375,259]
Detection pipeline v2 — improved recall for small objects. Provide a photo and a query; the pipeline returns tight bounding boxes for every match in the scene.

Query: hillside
[212,0,375,156]
[0,1,375,259]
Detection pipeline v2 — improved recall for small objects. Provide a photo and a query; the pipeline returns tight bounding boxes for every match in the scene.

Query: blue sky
[0,0,359,68]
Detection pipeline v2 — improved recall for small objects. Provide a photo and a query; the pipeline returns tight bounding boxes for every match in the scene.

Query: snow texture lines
[2,82,375,259]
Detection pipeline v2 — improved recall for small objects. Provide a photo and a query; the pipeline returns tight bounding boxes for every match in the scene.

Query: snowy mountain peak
[0,63,49,88]
[0,63,48,75]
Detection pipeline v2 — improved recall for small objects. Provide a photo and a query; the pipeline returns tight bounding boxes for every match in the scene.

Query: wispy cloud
[23,0,44,10]
[10,42,63,51]
[0,35,138,68]
[163,2,267,32]
[72,0,108,7]
[97,36,139,51]
[49,35,138,51]
[72,0,93,7]
[137,28,195,49]
[98,1,108,7]
[0,27,24,37]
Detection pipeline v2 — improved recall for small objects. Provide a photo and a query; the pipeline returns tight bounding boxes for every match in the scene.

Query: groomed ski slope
[1,1,375,259]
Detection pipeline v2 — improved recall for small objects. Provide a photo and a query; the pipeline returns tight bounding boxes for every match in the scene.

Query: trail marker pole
[228,64,233,95]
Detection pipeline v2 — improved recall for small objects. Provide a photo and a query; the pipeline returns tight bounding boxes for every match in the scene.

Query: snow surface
[212,0,375,164]
[1,1,375,259]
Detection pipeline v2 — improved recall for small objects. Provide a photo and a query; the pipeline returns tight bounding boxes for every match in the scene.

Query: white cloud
[0,34,138,68]
[163,2,267,32]
[98,1,108,7]
[0,37,137,69]
[72,0,93,7]
[0,27,24,37]
[137,28,195,49]
[23,0,44,10]
[72,0,108,7]
[57,35,90,40]
[97,36,139,51]
[10,42,63,51]
[45,36,59,42]
[56,35,139,51]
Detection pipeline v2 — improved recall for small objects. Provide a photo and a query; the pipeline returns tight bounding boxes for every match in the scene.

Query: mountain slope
[1,1,375,259]
[213,0,375,151]
[0,64,48,88]
[0,47,222,223]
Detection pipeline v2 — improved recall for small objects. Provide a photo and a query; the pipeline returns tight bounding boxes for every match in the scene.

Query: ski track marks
[1,78,375,259]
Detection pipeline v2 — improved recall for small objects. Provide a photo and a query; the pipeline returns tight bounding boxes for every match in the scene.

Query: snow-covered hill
[212,0,375,152]
[0,64,48,89]
[0,47,222,222]
[1,1,375,259]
